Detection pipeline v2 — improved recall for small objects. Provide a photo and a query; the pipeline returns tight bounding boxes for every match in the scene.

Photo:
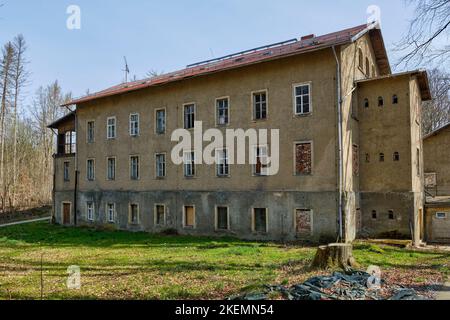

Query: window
[107,203,115,222]
[156,153,166,178]
[378,96,384,107]
[216,206,229,230]
[184,206,195,228]
[107,157,116,181]
[295,142,312,175]
[253,208,268,233]
[379,153,385,162]
[353,145,359,176]
[436,212,447,219]
[216,98,229,125]
[107,117,116,139]
[364,98,369,108]
[129,114,139,137]
[393,152,400,162]
[365,58,370,77]
[87,159,95,181]
[417,148,420,176]
[254,146,268,176]
[155,205,166,226]
[63,161,70,181]
[216,149,229,177]
[184,151,195,177]
[129,204,139,224]
[358,48,363,69]
[392,95,398,104]
[65,131,76,154]
[87,202,94,221]
[253,91,267,120]
[130,156,140,180]
[294,84,311,115]
[372,210,377,219]
[365,153,370,163]
[87,121,95,143]
[156,109,166,134]
[388,210,395,220]
[295,209,312,235]
[184,104,195,129]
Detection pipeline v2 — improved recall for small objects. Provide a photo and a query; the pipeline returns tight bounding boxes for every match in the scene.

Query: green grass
[0,222,448,300]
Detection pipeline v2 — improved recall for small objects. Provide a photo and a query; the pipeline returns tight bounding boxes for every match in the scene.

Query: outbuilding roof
[62,23,390,107]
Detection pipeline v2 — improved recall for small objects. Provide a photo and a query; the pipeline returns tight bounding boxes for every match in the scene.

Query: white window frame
[215,205,230,231]
[216,148,230,177]
[129,203,140,225]
[106,203,116,223]
[87,201,95,221]
[182,205,196,229]
[252,145,268,176]
[184,151,195,178]
[215,97,230,126]
[251,90,268,121]
[63,161,70,182]
[154,204,167,226]
[155,153,166,178]
[293,82,312,115]
[155,108,166,134]
[130,155,140,180]
[293,141,314,176]
[86,120,95,143]
[86,158,95,181]
[106,157,116,181]
[436,212,447,219]
[294,208,313,236]
[129,113,140,137]
[183,103,196,130]
[252,207,269,233]
[107,117,116,140]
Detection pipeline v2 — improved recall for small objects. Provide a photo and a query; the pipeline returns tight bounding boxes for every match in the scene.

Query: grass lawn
[0,222,448,300]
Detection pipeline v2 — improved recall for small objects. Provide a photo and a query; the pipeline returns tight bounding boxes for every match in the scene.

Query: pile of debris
[230,271,429,301]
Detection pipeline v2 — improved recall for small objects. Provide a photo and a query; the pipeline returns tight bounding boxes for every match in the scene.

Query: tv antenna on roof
[123,56,130,82]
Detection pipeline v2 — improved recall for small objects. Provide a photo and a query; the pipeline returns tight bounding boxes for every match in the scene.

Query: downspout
[73,109,79,226]
[332,46,344,242]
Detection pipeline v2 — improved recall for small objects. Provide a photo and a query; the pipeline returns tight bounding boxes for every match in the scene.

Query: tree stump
[311,243,357,272]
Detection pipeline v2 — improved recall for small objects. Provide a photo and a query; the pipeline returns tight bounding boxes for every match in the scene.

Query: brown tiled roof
[63,23,387,107]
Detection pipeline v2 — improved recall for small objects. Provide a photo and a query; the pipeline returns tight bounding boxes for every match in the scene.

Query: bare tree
[422,68,450,134]
[0,41,15,211]
[396,0,450,68]
[10,34,29,208]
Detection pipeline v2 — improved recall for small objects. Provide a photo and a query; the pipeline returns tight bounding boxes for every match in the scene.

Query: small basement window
[436,212,447,219]
[388,210,395,220]
[378,96,384,107]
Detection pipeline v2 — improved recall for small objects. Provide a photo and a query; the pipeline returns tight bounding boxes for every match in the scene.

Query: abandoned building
[423,125,450,243]
[48,23,431,243]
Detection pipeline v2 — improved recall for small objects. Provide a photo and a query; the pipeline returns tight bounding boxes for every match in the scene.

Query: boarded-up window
[156,205,165,225]
[184,206,195,228]
[217,207,229,230]
[295,143,312,175]
[353,145,359,176]
[295,209,312,235]
[253,208,267,233]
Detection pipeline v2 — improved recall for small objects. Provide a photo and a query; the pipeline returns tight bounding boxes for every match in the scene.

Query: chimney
[301,34,315,41]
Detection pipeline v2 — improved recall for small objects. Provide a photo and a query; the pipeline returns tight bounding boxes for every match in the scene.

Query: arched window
[379,153,385,162]
[378,96,384,107]
[393,152,400,161]
[364,98,369,108]
[358,48,363,69]
[392,95,398,104]
[365,58,370,77]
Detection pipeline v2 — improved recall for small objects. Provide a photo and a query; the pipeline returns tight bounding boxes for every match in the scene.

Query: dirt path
[0,216,51,228]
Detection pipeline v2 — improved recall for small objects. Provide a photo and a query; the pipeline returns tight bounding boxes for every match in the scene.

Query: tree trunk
[311,243,357,272]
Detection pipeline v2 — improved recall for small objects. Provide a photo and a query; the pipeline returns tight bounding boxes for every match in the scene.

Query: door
[63,203,71,225]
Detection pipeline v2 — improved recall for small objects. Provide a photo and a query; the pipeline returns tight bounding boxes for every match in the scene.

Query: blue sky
[1,0,416,105]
